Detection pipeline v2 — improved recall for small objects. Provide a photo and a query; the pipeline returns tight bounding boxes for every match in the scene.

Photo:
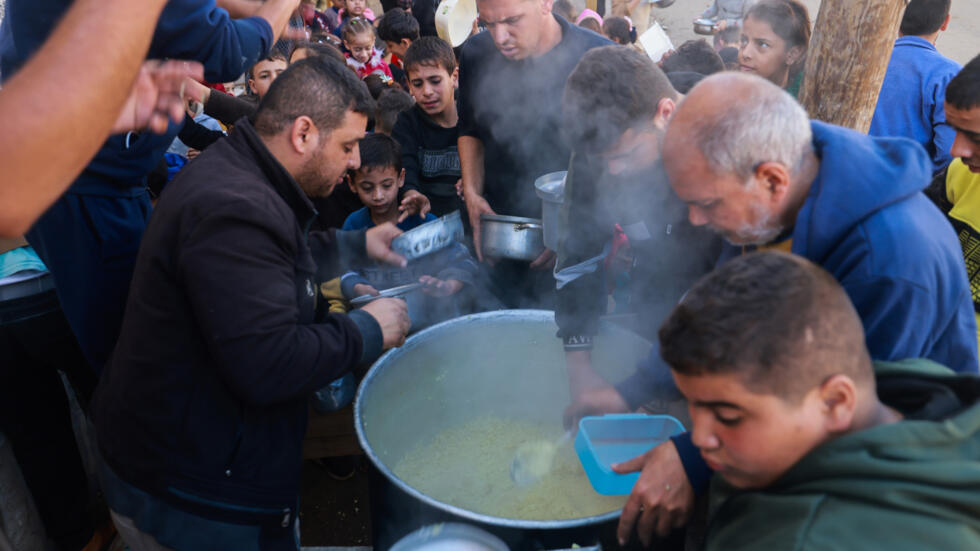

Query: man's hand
[398,189,431,222]
[419,275,463,297]
[365,223,407,267]
[359,297,410,348]
[464,192,495,261]
[614,440,695,547]
[563,384,629,430]
[455,178,464,198]
[112,60,205,134]
[352,283,379,298]
[529,248,556,271]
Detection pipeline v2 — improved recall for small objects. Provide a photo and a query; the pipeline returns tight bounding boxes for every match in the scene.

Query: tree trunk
[799,0,908,132]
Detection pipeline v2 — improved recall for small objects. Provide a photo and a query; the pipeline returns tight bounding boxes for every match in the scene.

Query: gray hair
[693,79,812,181]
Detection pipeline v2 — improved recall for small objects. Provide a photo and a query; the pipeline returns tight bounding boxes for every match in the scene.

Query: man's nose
[349,147,361,170]
[490,26,510,47]
[688,205,708,226]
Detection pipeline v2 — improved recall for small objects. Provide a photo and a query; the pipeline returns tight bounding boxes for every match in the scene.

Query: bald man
[612,72,978,547]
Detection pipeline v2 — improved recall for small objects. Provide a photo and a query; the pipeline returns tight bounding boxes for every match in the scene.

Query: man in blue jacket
[609,71,979,547]
[869,0,961,172]
[0,0,300,373]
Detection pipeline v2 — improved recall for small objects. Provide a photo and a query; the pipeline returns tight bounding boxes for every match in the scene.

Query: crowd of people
[0,0,978,548]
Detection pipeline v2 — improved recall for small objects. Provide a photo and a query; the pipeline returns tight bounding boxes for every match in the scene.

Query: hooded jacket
[673,121,978,493]
[791,121,977,373]
[704,359,980,551]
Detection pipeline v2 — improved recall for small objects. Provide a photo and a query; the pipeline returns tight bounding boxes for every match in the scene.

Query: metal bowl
[693,18,718,35]
[391,523,509,551]
[480,214,545,262]
[351,282,426,329]
[392,211,464,261]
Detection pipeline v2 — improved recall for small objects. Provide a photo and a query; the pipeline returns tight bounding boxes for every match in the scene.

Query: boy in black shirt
[391,37,464,217]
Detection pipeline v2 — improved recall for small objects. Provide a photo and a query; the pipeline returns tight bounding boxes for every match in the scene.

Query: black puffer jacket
[92,119,382,528]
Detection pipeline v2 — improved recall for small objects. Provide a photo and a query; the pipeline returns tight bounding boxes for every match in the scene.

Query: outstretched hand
[398,189,432,223]
[112,60,205,135]
[614,440,695,547]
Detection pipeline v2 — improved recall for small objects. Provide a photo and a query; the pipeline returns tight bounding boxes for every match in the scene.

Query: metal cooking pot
[392,211,464,261]
[534,172,566,252]
[355,310,656,549]
[480,215,545,262]
[351,282,426,328]
[693,18,718,35]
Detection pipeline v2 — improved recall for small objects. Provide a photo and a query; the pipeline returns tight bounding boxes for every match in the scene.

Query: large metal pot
[355,310,655,549]
[480,215,545,261]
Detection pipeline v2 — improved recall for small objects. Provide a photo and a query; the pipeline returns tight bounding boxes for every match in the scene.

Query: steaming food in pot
[393,417,628,520]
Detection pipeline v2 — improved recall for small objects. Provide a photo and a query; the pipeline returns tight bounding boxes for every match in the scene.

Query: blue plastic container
[574,413,685,495]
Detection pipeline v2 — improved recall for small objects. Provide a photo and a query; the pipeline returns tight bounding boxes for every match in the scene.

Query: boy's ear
[400,38,413,49]
[347,173,359,192]
[818,374,858,433]
[452,66,460,88]
[397,168,406,187]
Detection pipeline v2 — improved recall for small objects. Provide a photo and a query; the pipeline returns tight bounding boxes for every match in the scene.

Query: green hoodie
[704,359,980,551]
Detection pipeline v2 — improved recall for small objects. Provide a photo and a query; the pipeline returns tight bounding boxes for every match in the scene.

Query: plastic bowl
[574,414,685,495]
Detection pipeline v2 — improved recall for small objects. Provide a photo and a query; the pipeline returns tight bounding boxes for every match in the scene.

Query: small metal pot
[480,215,545,262]
[391,523,509,551]
[693,18,718,35]
[534,172,566,252]
[351,282,426,328]
[392,211,464,261]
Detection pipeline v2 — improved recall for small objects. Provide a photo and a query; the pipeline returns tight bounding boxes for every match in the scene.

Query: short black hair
[403,36,457,76]
[661,39,725,75]
[377,8,421,43]
[579,17,602,33]
[363,73,390,100]
[946,53,980,111]
[355,132,402,174]
[290,40,346,64]
[248,51,288,79]
[254,56,375,136]
[899,0,951,36]
[563,45,678,152]
[659,252,872,401]
[375,88,415,134]
[602,17,635,45]
[714,24,741,46]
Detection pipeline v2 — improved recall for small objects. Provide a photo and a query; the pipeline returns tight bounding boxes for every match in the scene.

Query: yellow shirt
[945,158,980,346]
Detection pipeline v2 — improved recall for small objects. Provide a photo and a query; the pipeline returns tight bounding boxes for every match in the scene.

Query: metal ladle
[509,430,572,487]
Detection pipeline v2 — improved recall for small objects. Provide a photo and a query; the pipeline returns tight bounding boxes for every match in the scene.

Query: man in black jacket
[92,57,410,550]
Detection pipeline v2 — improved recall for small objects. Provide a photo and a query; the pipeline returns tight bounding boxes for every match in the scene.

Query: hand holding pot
[359,297,410,349]
[529,248,556,271]
[563,383,629,430]
[464,192,495,262]
[614,440,694,547]
[366,223,407,267]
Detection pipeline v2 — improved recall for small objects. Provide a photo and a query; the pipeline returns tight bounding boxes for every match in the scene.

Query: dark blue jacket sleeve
[150,0,274,83]
[671,432,713,495]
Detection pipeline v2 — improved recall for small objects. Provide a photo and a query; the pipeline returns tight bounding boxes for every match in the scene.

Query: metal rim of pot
[353,310,624,531]
[350,282,425,306]
[479,214,543,229]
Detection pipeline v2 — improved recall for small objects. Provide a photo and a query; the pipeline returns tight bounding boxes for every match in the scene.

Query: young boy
[247,52,288,99]
[390,36,463,217]
[377,7,420,87]
[341,134,478,327]
[631,251,980,549]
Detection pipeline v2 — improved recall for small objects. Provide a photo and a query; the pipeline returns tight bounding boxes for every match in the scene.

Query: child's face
[350,166,405,215]
[385,38,412,60]
[345,32,375,64]
[738,16,801,85]
[672,370,831,490]
[346,0,366,16]
[248,58,288,99]
[407,64,457,118]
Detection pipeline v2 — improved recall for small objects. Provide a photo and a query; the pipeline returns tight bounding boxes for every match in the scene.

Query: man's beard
[294,147,337,198]
[725,202,785,246]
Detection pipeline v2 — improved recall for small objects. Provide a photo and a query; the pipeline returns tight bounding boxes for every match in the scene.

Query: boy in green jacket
[645,251,980,550]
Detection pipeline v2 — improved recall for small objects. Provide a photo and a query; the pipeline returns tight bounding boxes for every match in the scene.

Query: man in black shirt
[458,0,611,307]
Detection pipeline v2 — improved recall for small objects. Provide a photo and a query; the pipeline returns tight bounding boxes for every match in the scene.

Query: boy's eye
[410,80,423,87]
[715,413,742,427]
